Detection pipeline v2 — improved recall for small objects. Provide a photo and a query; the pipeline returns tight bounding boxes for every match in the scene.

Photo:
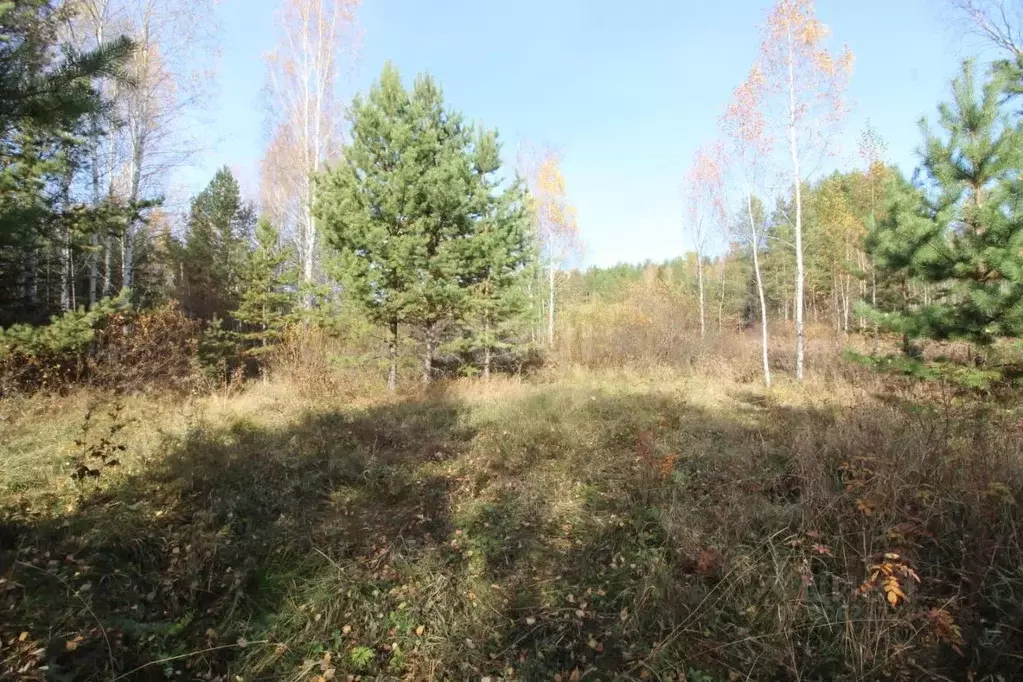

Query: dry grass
[2,337,1022,680]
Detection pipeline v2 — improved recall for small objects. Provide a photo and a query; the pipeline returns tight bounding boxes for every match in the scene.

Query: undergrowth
[1,367,1022,680]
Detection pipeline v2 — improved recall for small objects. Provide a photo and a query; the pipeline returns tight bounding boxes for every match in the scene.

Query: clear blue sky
[182,0,970,267]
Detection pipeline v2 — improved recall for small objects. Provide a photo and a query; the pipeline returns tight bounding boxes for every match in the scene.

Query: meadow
[3,331,1021,681]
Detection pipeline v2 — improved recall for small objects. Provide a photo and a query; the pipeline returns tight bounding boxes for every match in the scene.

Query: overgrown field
[2,362,1023,680]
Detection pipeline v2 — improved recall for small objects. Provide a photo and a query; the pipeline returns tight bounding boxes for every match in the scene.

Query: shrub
[0,298,200,394]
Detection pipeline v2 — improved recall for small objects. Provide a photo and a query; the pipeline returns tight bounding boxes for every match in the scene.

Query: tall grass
[1,328,1021,680]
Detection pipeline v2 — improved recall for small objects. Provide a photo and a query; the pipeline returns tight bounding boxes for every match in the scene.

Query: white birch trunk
[748,190,771,388]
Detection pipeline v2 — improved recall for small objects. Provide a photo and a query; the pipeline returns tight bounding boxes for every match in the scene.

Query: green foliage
[316,63,535,385]
[860,61,1023,386]
[232,218,297,362]
[349,645,375,671]
[456,129,534,374]
[0,0,133,135]
[0,292,128,364]
[0,294,201,393]
[0,0,134,322]
[197,316,243,384]
[867,62,1023,345]
[176,167,255,321]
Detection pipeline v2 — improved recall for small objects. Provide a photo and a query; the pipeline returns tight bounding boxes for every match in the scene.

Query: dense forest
[3,0,1023,680]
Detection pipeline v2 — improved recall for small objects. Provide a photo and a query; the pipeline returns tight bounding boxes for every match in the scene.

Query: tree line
[0,0,544,390]
[2,0,1023,393]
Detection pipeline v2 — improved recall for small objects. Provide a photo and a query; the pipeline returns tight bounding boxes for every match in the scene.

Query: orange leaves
[927,608,964,655]
[635,428,678,481]
[657,452,678,480]
[756,0,853,132]
[721,66,774,179]
[857,553,920,608]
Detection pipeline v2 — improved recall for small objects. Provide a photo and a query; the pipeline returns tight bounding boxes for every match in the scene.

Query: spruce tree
[866,61,1023,355]
[233,218,296,364]
[316,63,479,391]
[178,167,254,322]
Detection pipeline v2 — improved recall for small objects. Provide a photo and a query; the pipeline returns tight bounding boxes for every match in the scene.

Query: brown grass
[2,332,1022,680]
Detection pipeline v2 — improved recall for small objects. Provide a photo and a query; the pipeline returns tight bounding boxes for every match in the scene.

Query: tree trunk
[103,238,113,296]
[483,314,492,381]
[123,20,151,295]
[832,274,840,331]
[842,275,850,333]
[61,239,74,312]
[89,117,101,308]
[120,234,131,293]
[547,265,555,348]
[387,319,398,393]
[717,262,726,332]
[422,324,435,384]
[748,191,771,388]
[870,262,878,354]
[787,26,806,381]
[26,248,38,306]
[88,234,99,307]
[697,256,705,337]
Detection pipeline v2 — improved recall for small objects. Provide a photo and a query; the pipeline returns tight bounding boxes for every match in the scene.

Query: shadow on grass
[2,383,1023,681]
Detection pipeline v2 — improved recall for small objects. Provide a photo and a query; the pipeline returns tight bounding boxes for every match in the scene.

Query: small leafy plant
[70,403,128,481]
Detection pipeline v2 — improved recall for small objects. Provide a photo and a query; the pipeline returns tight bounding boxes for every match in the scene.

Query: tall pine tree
[177,167,254,322]
[461,129,533,379]
[316,64,481,391]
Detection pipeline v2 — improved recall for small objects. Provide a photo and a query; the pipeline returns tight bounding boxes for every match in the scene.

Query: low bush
[0,299,200,395]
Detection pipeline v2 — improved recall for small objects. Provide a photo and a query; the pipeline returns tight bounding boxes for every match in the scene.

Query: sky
[180,0,973,268]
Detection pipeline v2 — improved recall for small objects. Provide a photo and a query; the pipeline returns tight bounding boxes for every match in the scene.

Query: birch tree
[525,149,579,348]
[683,144,724,339]
[721,65,773,386]
[757,0,852,380]
[66,0,219,297]
[64,0,118,306]
[262,0,360,301]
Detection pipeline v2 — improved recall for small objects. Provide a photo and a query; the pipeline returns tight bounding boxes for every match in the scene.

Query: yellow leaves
[858,552,920,608]
[882,575,905,607]
[311,652,336,682]
[526,147,580,261]
[855,498,874,516]
[537,156,566,197]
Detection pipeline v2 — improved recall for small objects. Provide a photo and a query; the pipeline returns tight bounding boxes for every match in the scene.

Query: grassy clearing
[2,364,1023,680]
